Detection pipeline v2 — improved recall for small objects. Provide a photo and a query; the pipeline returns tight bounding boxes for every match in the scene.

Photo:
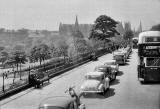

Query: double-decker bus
[137,31,160,83]
[132,37,138,49]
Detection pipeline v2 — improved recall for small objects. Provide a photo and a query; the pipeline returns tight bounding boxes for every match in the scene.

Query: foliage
[56,40,69,59]
[150,24,160,31]
[17,28,29,35]
[0,51,9,65]
[89,15,119,41]
[49,43,58,57]
[124,22,132,32]
[30,44,50,64]
[8,51,27,71]
[123,30,134,40]
[72,30,88,54]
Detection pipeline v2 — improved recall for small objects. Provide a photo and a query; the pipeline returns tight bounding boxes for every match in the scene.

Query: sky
[0,0,160,31]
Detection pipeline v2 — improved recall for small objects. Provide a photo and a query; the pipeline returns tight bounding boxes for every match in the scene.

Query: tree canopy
[123,30,134,40]
[89,15,119,41]
[150,24,160,31]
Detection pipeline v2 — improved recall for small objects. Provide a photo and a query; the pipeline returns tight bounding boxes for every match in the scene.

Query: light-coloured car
[94,65,117,81]
[104,60,119,75]
[113,52,126,65]
[81,71,110,95]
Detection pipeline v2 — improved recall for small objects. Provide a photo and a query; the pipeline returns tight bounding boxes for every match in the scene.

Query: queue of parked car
[113,46,132,65]
[38,46,132,109]
[80,46,132,96]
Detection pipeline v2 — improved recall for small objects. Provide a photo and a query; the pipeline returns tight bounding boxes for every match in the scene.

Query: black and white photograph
[0,0,160,109]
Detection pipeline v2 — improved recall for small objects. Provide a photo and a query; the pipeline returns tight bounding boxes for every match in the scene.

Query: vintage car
[104,60,119,75]
[113,52,126,65]
[94,65,116,81]
[38,96,85,109]
[80,71,110,95]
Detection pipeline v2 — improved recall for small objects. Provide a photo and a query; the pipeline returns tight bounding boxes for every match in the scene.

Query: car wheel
[113,74,116,80]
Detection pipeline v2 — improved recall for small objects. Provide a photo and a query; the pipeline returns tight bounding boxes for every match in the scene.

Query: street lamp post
[19,55,22,80]
[2,73,5,92]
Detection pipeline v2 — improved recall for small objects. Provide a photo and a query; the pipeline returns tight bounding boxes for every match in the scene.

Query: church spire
[75,15,79,31]
[138,21,142,32]
[59,22,63,35]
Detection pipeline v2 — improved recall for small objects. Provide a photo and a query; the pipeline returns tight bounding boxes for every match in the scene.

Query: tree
[89,15,119,41]
[123,30,134,40]
[150,24,160,31]
[124,22,132,32]
[0,28,5,33]
[72,30,88,55]
[17,28,29,35]
[49,43,58,57]
[0,51,9,66]
[9,51,27,79]
[30,44,50,65]
[56,40,69,61]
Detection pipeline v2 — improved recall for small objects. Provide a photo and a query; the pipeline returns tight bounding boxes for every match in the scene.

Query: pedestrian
[4,72,7,79]
[6,71,9,79]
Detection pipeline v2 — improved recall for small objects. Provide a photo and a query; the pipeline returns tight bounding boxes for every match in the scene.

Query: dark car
[38,96,85,109]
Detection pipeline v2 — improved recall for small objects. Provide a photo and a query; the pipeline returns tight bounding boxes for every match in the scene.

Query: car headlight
[112,69,116,72]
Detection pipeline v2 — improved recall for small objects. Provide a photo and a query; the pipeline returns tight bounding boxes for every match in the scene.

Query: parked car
[113,53,126,65]
[94,65,116,81]
[89,53,98,61]
[80,71,110,96]
[38,96,85,109]
[104,60,119,75]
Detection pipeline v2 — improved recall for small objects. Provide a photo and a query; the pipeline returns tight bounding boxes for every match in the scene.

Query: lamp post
[19,55,22,80]
[2,73,5,92]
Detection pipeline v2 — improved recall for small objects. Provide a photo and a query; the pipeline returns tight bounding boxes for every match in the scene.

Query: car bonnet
[39,96,74,108]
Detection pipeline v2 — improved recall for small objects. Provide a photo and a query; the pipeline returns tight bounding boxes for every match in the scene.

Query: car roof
[39,96,74,108]
[85,71,104,76]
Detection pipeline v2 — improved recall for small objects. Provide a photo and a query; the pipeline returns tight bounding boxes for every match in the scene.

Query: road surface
[0,49,160,109]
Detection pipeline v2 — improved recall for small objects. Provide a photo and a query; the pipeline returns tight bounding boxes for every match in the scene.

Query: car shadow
[35,82,51,89]
[110,79,120,86]
[117,71,123,76]
[140,81,160,85]
[119,63,129,66]
[81,88,115,99]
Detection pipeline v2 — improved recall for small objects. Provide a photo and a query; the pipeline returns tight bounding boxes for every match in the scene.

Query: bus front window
[146,58,160,66]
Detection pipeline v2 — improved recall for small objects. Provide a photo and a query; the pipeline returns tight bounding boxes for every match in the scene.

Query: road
[0,49,160,109]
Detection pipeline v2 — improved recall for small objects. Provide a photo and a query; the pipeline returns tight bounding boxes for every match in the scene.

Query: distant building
[59,16,92,38]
